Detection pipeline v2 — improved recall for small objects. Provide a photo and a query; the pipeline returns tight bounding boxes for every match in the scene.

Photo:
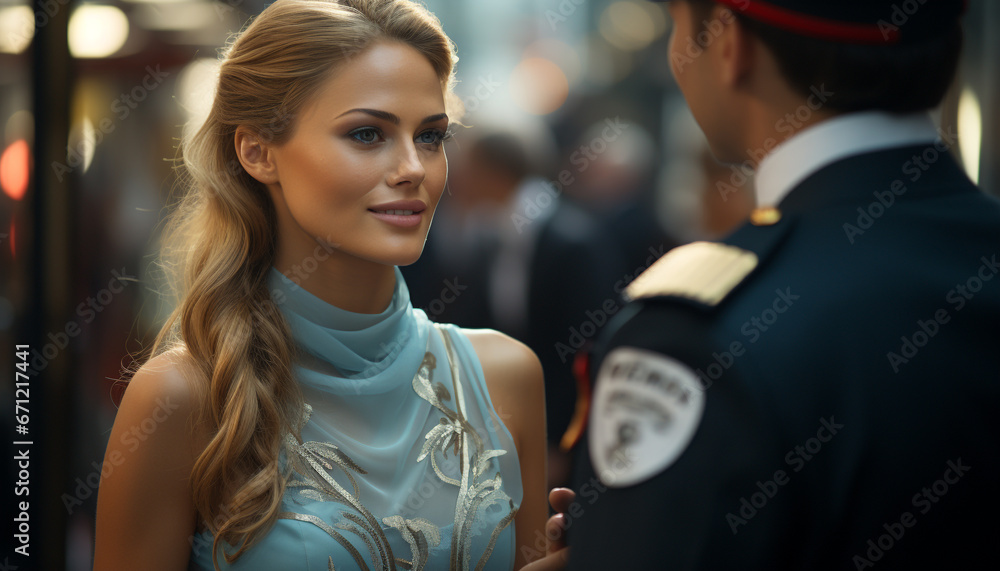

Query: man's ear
[716,6,755,89]
[235,126,279,185]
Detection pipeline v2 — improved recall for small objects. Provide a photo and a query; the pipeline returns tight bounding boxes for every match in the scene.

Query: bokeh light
[510,57,570,115]
[69,4,130,58]
[958,86,982,185]
[0,5,34,54]
[523,39,584,90]
[599,1,668,52]
[177,57,222,129]
[67,117,97,174]
[5,110,34,146]
[0,139,30,201]
[133,1,219,31]
[583,36,635,87]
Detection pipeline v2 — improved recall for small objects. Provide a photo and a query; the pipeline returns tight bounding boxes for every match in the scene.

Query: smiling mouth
[369,209,418,215]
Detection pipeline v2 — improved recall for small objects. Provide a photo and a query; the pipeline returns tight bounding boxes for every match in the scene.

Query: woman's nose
[387,142,426,188]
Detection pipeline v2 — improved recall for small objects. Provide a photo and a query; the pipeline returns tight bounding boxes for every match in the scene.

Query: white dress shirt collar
[754,111,940,207]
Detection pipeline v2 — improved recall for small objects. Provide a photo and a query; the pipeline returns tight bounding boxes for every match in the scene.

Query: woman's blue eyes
[350,127,381,144]
[347,127,452,147]
[416,129,449,145]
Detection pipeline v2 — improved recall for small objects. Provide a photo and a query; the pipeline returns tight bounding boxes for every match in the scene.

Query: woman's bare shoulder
[117,345,211,450]
[95,345,209,569]
[459,328,545,441]
[125,346,205,412]
[460,328,543,387]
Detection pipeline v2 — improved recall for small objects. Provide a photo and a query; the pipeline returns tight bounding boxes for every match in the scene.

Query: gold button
[750,207,782,226]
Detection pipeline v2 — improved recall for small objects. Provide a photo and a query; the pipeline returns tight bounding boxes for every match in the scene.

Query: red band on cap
[716,0,901,44]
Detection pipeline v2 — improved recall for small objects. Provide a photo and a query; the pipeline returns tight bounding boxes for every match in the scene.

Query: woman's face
[265,40,451,271]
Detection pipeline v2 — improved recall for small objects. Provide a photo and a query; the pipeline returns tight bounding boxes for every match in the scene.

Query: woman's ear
[235,126,280,185]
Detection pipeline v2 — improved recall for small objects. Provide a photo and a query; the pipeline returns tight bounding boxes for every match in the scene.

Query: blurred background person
[561,119,679,285]
[405,115,626,489]
[656,96,756,242]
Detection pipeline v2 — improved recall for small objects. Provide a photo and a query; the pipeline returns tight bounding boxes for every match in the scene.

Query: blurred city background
[0,0,997,568]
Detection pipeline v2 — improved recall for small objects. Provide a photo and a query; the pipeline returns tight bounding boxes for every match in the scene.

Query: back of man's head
[678,0,965,113]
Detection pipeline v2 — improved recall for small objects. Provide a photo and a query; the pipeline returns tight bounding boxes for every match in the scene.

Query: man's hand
[521,488,576,571]
[546,487,575,551]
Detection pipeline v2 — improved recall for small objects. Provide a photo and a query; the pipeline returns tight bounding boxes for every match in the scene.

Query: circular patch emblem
[588,347,706,487]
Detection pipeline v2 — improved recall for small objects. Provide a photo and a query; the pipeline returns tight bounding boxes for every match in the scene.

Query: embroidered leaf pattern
[277,325,516,570]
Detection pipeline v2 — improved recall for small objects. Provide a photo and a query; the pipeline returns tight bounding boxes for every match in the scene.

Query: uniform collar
[754,111,940,207]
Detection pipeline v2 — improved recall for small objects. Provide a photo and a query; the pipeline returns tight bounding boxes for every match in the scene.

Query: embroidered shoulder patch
[624,241,758,306]
[588,347,706,487]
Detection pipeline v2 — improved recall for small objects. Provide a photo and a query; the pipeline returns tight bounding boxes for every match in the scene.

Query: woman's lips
[368,200,426,228]
[368,208,424,228]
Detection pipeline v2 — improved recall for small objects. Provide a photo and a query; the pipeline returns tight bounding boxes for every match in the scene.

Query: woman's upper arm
[94,351,207,571]
[465,329,548,570]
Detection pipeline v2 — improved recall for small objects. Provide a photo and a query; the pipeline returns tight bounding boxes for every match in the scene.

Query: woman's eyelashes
[348,126,382,145]
[347,126,453,149]
[415,128,453,147]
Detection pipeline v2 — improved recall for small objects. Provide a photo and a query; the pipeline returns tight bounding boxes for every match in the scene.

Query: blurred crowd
[402,105,757,487]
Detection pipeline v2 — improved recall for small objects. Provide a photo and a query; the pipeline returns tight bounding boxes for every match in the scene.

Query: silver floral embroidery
[281,415,394,571]
[278,325,517,570]
[382,516,441,571]
[413,326,518,571]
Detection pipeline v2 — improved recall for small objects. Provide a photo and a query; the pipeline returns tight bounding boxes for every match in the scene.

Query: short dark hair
[684,0,963,113]
[471,132,532,181]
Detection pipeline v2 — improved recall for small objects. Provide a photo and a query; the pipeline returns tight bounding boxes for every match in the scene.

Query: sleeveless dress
[188,267,522,571]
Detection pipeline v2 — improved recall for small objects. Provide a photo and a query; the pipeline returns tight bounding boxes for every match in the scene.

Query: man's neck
[740,95,840,171]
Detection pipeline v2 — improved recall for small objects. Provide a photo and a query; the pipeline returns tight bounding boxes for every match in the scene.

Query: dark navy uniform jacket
[568,112,1000,570]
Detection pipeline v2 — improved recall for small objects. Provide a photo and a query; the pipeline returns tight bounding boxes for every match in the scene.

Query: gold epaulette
[624,241,758,306]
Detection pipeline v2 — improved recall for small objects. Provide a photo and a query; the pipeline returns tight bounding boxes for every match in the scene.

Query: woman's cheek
[427,155,449,197]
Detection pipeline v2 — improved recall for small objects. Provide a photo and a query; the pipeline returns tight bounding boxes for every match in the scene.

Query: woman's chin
[390,250,425,268]
[365,244,426,268]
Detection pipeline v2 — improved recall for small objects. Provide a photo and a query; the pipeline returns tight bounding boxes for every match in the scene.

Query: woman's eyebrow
[335,108,448,125]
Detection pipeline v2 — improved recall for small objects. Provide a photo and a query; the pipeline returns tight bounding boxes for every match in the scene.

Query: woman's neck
[272,244,397,315]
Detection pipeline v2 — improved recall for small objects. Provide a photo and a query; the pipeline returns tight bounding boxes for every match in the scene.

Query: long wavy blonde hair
[146,0,461,566]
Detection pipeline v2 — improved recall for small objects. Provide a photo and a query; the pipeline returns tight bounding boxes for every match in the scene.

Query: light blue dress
[189,267,522,570]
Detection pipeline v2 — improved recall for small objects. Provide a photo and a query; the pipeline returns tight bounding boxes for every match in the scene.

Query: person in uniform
[561,1,1000,569]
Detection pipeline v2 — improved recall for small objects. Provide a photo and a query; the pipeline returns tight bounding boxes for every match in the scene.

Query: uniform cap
[659,0,966,44]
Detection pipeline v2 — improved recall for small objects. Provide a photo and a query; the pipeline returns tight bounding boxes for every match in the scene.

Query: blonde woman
[94,1,562,568]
